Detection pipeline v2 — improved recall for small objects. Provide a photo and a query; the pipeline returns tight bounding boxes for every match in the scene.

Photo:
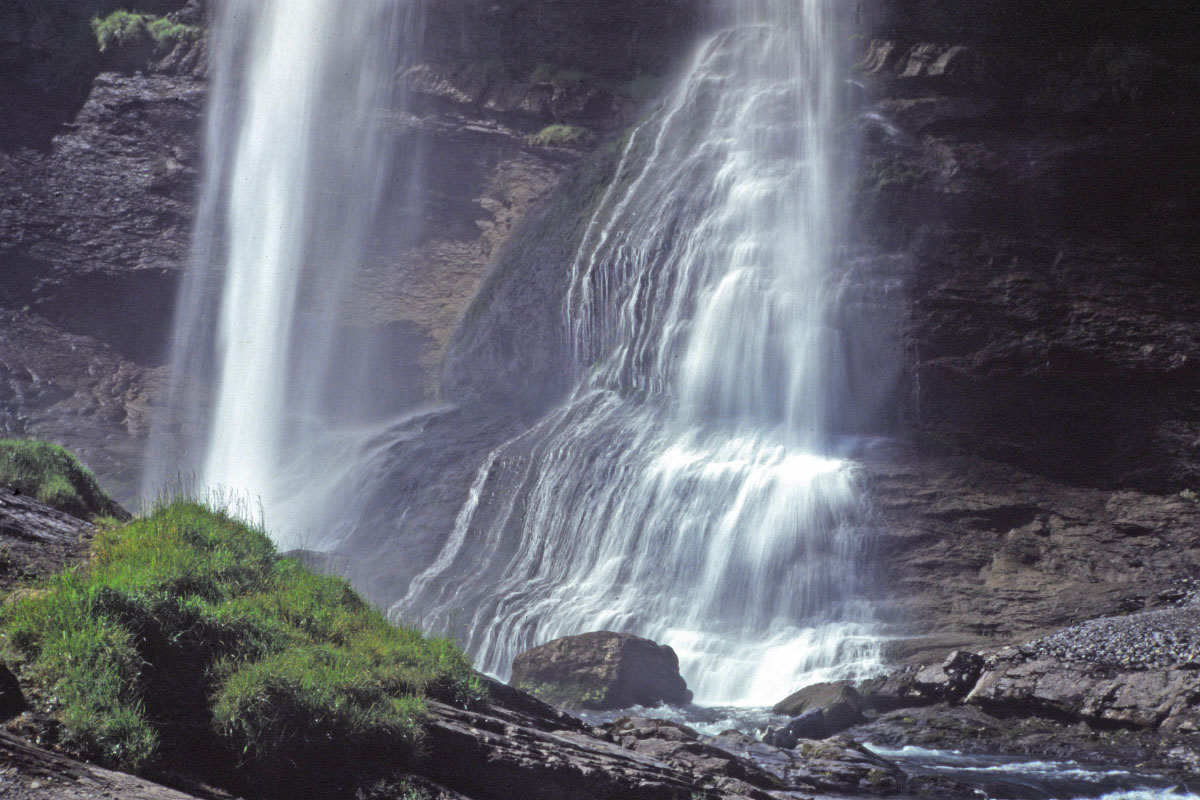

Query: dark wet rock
[846,701,1200,785]
[767,683,866,742]
[772,682,864,721]
[764,709,825,748]
[0,661,24,720]
[912,650,985,703]
[851,23,1200,493]
[712,731,911,796]
[856,667,933,713]
[421,691,758,800]
[0,729,207,800]
[602,718,781,798]
[510,631,693,711]
[0,487,93,596]
[855,651,984,714]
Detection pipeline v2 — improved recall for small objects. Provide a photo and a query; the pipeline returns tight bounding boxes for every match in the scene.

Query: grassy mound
[0,439,124,520]
[1,500,482,795]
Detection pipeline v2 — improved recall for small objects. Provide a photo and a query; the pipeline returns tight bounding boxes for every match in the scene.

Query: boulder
[0,660,24,720]
[764,709,827,748]
[771,682,865,735]
[856,667,931,712]
[912,650,985,703]
[509,631,692,710]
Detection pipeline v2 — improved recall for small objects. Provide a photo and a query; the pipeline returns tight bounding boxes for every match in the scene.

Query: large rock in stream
[510,631,693,710]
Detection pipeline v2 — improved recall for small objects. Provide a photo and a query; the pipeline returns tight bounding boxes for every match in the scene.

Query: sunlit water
[393,0,884,705]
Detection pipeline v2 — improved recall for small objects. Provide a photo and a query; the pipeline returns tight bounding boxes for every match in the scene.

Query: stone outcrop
[510,631,693,710]
[0,487,93,595]
[856,650,984,712]
[966,609,1200,731]
[850,17,1200,491]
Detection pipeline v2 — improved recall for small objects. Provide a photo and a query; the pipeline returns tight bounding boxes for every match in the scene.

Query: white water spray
[396,0,882,705]
[146,0,413,541]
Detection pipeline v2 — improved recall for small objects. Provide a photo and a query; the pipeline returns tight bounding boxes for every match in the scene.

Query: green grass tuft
[1,500,482,792]
[91,10,199,54]
[0,439,123,519]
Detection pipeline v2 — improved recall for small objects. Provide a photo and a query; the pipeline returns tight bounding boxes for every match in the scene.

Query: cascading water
[145,0,416,542]
[395,0,883,705]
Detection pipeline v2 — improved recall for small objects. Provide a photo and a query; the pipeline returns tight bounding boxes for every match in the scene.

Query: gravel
[1023,607,1200,670]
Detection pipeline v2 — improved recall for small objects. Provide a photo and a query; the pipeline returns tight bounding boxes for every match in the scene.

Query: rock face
[510,631,693,710]
[850,6,1200,491]
[0,487,93,595]
[0,0,704,504]
[863,440,1200,664]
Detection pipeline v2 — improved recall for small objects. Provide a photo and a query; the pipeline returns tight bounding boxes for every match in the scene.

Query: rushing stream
[392,0,883,705]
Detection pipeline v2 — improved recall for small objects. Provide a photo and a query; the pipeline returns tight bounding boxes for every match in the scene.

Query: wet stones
[509,631,693,711]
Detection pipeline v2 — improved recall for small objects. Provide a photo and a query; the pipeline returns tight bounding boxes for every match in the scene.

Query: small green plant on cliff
[0,439,122,519]
[1,499,482,791]
[528,123,594,148]
[91,10,198,53]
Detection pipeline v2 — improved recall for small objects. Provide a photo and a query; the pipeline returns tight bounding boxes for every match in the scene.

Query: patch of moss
[0,439,123,520]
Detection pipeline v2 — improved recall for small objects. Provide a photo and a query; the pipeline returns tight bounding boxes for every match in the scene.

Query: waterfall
[144,0,415,542]
[395,0,882,705]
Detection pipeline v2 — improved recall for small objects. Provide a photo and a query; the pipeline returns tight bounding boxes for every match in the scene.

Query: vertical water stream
[145,0,411,541]
[396,0,882,705]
